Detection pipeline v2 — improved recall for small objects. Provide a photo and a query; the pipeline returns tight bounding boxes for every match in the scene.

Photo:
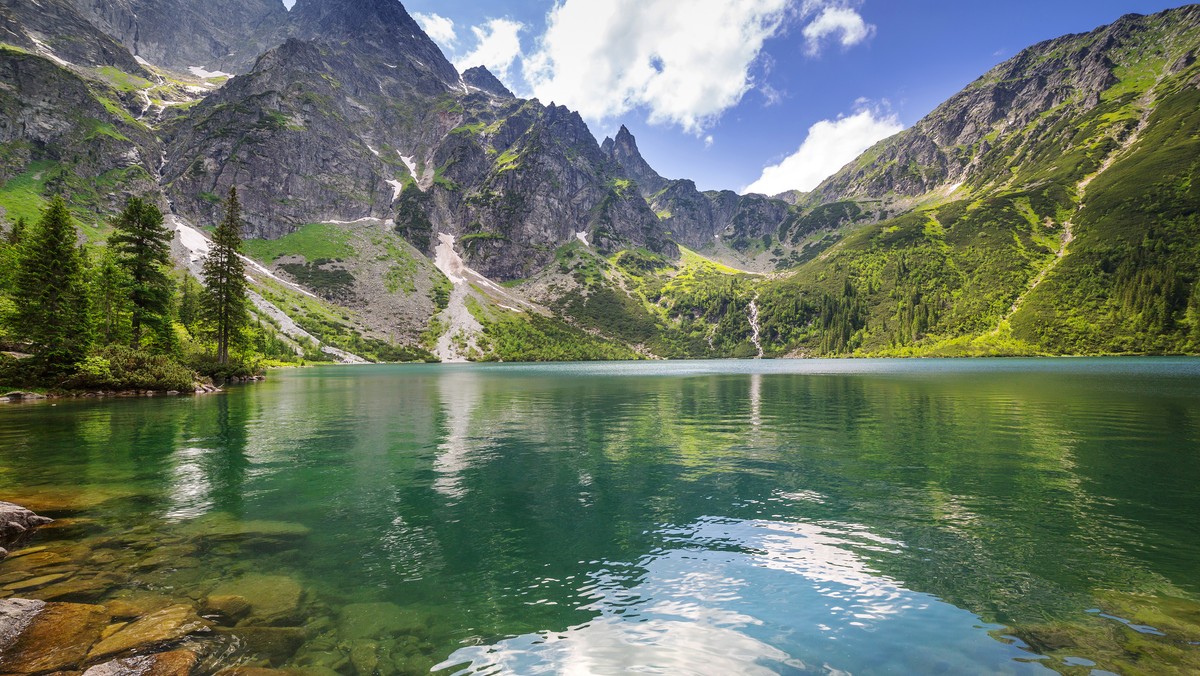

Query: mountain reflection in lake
[0,359,1198,674]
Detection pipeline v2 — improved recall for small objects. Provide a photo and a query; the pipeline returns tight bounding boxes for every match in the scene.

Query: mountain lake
[1,358,1198,674]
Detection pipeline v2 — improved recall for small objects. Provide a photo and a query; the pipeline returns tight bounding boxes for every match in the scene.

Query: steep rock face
[69,0,288,73]
[602,125,793,250]
[160,0,472,236]
[287,0,459,88]
[0,47,159,213]
[160,38,453,236]
[162,0,676,277]
[0,0,145,72]
[462,66,513,99]
[601,125,667,195]
[400,98,675,280]
[814,9,1200,202]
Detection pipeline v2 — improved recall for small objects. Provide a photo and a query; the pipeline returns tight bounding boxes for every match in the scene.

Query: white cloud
[800,2,875,55]
[522,0,790,134]
[455,19,525,83]
[413,12,457,48]
[705,135,715,149]
[744,106,903,195]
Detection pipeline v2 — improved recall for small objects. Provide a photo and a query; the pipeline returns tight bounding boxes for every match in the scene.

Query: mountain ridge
[0,0,1197,361]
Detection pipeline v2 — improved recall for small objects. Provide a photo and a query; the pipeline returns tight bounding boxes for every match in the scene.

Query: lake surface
[2,359,1200,674]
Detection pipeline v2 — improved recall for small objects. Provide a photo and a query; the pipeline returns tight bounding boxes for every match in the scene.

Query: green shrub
[65,345,198,391]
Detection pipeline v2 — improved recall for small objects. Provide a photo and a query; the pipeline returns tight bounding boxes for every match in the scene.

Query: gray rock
[0,503,53,557]
[462,65,514,99]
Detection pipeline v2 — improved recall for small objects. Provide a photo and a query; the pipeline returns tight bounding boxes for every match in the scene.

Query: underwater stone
[211,574,305,626]
[0,599,109,673]
[337,602,426,640]
[87,604,211,661]
[203,594,252,625]
[215,626,308,666]
[177,514,312,541]
[82,649,198,676]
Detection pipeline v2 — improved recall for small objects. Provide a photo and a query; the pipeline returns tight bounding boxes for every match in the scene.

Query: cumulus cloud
[454,19,525,82]
[799,1,875,55]
[744,106,903,195]
[522,0,790,134]
[412,12,457,48]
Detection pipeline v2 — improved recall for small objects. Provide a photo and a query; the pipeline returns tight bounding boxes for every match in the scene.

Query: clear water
[2,359,1200,674]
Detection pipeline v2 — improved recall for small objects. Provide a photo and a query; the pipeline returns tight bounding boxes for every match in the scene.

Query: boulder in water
[82,649,198,676]
[0,503,53,558]
[86,604,211,661]
[210,574,305,626]
[0,599,110,673]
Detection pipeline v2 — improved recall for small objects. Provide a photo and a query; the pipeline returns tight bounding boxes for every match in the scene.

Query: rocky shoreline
[0,497,436,675]
[0,377,268,403]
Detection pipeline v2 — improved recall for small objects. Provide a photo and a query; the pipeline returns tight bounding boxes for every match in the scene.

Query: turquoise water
[2,359,1200,674]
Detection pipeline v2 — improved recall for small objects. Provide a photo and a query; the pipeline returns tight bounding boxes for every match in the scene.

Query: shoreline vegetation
[6,351,1198,404]
[0,191,281,395]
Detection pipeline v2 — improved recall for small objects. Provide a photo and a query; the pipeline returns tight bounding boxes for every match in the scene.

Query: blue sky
[367,1,1189,194]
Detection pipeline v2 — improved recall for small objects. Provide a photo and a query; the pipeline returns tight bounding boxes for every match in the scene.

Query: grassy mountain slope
[742,7,1200,357]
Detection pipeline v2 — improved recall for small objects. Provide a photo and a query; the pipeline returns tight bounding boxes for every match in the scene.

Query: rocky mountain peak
[602,124,667,195]
[288,0,459,86]
[462,65,514,98]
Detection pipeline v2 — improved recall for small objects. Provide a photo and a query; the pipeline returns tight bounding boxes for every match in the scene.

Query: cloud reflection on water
[438,516,1049,675]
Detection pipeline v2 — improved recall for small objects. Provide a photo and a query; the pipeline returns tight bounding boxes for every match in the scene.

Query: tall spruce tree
[201,188,249,365]
[6,216,27,246]
[110,197,173,348]
[91,247,132,346]
[178,273,202,336]
[14,197,92,371]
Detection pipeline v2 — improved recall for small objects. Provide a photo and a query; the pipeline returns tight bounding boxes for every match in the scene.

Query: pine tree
[90,246,132,346]
[110,197,173,348]
[13,197,93,372]
[6,216,27,246]
[178,273,202,336]
[200,188,249,365]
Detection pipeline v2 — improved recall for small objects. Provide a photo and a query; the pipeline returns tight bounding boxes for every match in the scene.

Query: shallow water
[2,358,1200,674]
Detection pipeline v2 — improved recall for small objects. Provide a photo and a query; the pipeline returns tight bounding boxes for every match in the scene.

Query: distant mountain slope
[602,125,794,252]
[753,6,1200,356]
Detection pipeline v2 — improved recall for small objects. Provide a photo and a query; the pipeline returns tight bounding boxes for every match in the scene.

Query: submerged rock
[104,592,177,619]
[211,574,305,626]
[214,668,306,676]
[82,649,198,676]
[29,573,120,603]
[86,604,211,661]
[0,599,109,673]
[337,602,426,640]
[216,626,308,666]
[0,503,53,558]
[1,488,137,516]
[177,514,312,542]
[2,572,69,592]
[203,594,252,625]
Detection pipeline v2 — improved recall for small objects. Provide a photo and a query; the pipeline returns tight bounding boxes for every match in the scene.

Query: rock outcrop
[0,503,52,559]
[69,0,288,73]
[602,125,793,250]
[462,65,514,99]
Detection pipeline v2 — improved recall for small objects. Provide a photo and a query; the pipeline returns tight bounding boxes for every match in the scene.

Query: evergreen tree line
[0,189,264,390]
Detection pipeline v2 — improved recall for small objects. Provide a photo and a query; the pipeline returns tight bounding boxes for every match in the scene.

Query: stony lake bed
[0,359,1199,675]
